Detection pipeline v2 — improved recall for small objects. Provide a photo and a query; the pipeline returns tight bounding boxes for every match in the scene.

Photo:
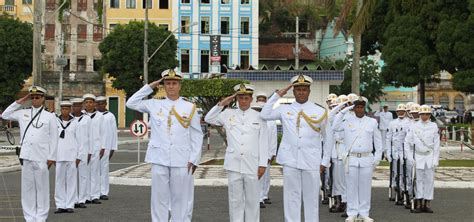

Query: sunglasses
[31,96,43,100]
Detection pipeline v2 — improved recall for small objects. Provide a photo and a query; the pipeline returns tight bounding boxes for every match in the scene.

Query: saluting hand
[218,93,237,107]
[16,94,30,105]
[149,78,164,89]
[257,166,266,180]
[277,84,293,97]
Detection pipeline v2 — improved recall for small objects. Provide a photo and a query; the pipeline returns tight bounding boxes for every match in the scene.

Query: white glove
[341,105,354,114]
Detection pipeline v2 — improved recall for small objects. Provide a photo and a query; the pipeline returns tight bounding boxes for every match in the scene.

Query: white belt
[415,150,431,156]
[349,152,372,158]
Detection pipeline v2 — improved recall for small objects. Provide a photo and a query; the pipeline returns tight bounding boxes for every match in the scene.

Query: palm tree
[333,0,377,95]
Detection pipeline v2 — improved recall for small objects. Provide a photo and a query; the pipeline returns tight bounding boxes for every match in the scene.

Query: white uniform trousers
[21,160,50,222]
[259,163,271,202]
[89,150,101,199]
[390,160,398,189]
[415,165,435,200]
[400,162,413,195]
[380,129,387,151]
[55,161,77,209]
[77,159,90,203]
[346,166,373,217]
[100,150,110,196]
[331,158,347,202]
[283,166,320,222]
[227,171,260,222]
[151,164,194,222]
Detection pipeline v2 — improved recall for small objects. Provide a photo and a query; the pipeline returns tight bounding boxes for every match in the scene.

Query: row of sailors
[1,86,118,222]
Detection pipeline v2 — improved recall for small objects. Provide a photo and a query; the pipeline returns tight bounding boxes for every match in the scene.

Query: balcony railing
[0,5,17,15]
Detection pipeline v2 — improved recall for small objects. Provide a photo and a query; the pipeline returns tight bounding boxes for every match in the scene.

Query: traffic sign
[130,120,148,137]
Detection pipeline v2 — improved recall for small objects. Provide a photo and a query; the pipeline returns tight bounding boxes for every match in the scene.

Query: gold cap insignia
[297,75,305,83]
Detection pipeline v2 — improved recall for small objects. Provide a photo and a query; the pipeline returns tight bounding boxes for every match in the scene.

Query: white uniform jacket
[56,116,80,162]
[374,111,393,130]
[267,120,278,160]
[126,84,203,167]
[333,111,383,167]
[74,114,91,162]
[205,105,269,174]
[85,110,104,154]
[386,118,409,159]
[2,102,58,162]
[404,120,440,169]
[260,94,333,169]
[100,111,118,151]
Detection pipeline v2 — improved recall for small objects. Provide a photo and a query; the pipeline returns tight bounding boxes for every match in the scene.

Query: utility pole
[143,0,149,85]
[33,0,43,85]
[283,17,309,70]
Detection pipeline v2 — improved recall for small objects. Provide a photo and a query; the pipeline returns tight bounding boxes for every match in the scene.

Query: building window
[158,24,169,31]
[181,16,190,34]
[240,17,249,35]
[201,50,209,73]
[126,0,136,8]
[221,50,229,73]
[142,0,152,8]
[77,24,87,40]
[77,58,87,72]
[200,16,210,34]
[93,59,101,72]
[64,58,70,72]
[181,0,190,3]
[46,0,55,10]
[241,0,249,4]
[61,24,71,40]
[45,24,55,40]
[201,0,210,4]
[78,0,87,11]
[110,0,119,8]
[109,24,118,30]
[220,17,229,35]
[221,0,230,4]
[240,50,249,70]
[159,0,168,9]
[181,49,190,73]
[93,25,103,41]
[22,0,32,4]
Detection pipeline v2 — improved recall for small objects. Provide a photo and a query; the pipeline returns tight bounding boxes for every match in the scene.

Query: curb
[0,165,21,173]
[109,177,474,189]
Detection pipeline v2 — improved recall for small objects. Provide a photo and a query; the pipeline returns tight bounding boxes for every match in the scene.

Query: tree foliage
[99,21,178,97]
[0,16,32,110]
[330,57,385,105]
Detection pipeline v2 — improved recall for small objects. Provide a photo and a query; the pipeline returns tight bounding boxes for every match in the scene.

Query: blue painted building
[173,0,259,79]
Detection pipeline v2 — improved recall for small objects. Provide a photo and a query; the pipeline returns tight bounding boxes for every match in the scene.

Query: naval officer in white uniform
[205,84,269,221]
[2,86,58,222]
[126,69,203,222]
[261,74,334,222]
[54,101,81,214]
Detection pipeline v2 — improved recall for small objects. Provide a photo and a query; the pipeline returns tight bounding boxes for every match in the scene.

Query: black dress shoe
[85,200,92,204]
[263,198,272,204]
[66,208,74,213]
[54,208,66,214]
[260,202,266,208]
[76,203,87,208]
[341,211,348,218]
[91,199,102,204]
[100,195,109,200]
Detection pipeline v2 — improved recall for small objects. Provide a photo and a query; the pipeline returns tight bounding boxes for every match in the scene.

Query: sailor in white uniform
[205,84,269,221]
[261,74,333,222]
[126,69,203,222]
[332,97,383,222]
[96,96,118,200]
[374,105,393,153]
[2,86,58,222]
[54,101,81,214]
[404,105,440,213]
[71,98,91,209]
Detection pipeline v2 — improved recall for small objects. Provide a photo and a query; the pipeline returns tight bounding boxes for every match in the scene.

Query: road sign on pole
[130,120,148,137]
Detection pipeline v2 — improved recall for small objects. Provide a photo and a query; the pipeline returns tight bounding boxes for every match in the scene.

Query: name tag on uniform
[287,112,293,117]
